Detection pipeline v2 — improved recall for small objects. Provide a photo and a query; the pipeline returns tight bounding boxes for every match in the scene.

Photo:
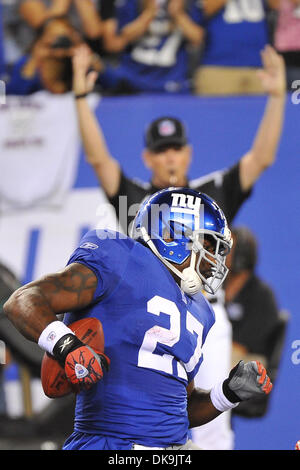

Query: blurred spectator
[95,0,203,94]
[5,17,104,95]
[18,0,109,53]
[0,4,4,80]
[183,0,279,95]
[5,17,81,94]
[224,226,288,417]
[2,0,73,73]
[2,0,35,72]
[274,0,300,90]
[3,1,112,94]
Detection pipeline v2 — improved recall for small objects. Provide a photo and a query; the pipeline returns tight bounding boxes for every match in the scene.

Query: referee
[72,44,286,235]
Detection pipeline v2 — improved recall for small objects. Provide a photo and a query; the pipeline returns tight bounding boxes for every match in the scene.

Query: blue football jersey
[107,0,190,93]
[63,229,215,447]
[189,0,268,67]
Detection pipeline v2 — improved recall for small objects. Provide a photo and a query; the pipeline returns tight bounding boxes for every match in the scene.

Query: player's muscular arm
[187,382,222,427]
[3,263,98,343]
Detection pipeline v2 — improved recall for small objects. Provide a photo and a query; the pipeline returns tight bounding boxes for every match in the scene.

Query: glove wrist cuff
[38,321,75,355]
[222,377,242,403]
[210,380,240,412]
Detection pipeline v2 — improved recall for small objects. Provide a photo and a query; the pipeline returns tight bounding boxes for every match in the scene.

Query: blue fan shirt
[189,0,269,67]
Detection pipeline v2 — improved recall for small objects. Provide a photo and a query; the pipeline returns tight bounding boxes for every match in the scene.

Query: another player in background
[3,188,272,450]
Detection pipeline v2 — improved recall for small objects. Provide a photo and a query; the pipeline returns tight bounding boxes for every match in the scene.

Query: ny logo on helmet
[171,193,201,213]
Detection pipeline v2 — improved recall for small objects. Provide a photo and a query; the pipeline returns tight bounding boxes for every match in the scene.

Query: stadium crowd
[0,0,299,96]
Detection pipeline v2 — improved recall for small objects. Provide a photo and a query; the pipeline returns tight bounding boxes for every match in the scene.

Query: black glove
[223,360,273,403]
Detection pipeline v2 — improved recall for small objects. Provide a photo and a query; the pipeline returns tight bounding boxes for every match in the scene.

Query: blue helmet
[131,187,232,295]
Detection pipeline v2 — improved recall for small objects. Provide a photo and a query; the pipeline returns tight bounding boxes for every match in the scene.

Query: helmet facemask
[189,230,231,295]
[138,223,231,296]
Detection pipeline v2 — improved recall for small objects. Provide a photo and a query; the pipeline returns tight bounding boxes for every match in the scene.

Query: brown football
[41,317,105,398]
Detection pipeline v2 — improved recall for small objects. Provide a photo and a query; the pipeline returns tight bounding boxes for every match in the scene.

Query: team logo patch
[59,336,74,353]
[75,363,89,379]
[158,120,176,137]
[80,242,99,250]
[47,331,56,342]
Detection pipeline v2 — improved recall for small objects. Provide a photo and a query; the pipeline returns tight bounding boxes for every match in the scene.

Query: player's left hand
[53,334,110,392]
[257,45,286,97]
[222,360,273,403]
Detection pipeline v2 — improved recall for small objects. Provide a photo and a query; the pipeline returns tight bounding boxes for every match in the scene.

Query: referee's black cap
[145,117,188,151]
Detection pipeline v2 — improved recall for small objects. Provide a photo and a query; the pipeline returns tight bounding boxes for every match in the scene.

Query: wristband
[210,380,240,412]
[74,92,88,100]
[38,321,75,355]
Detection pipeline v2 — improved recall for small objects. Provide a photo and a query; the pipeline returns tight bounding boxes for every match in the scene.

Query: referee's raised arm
[239,45,286,192]
[72,45,121,198]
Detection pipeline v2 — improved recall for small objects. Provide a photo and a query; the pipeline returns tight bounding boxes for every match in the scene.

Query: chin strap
[180,246,203,296]
[180,267,203,296]
[140,227,204,296]
[138,226,205,296]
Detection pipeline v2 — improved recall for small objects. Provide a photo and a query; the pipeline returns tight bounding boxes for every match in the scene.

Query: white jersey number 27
[137,295,204,380]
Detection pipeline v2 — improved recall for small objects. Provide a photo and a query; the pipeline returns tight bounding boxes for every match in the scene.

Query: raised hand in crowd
[19,0,73,29]
[142,0,158,17]
[168,0,185,19]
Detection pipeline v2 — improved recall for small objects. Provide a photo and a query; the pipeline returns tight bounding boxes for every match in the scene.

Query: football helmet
[131,187,232,295]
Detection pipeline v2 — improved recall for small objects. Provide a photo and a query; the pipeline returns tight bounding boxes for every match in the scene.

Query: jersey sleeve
[66,229,132,302]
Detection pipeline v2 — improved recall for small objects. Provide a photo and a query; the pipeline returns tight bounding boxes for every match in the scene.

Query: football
[41,317,105,398]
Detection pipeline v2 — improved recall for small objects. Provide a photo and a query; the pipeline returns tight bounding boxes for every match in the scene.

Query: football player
[3,188,272,450]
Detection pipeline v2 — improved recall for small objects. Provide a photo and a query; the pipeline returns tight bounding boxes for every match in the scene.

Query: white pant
[132,440,201,450]
[191,299,234,450]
